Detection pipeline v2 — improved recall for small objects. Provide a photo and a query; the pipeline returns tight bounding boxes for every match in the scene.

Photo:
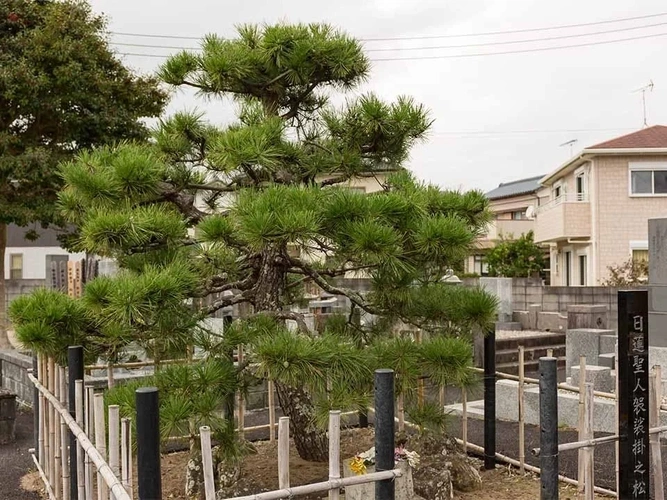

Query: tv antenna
[559,139,578,157]
[632,80,654,127]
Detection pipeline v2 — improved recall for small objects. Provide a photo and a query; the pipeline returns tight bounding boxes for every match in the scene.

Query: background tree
[485,230,546,278]
[11,23,497,462]
[601,257,649,287]
[0,0,167,347]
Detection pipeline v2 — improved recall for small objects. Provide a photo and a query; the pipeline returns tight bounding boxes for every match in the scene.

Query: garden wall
[0,350,33,406]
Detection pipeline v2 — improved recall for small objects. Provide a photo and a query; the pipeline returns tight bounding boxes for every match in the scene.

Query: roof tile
[588,125,667,149]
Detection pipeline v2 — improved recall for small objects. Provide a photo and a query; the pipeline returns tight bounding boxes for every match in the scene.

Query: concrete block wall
[0,351,33,406]
[4,279,45,312]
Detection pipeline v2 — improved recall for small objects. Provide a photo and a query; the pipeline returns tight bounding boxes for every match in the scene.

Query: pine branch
[205,291,253,314]
[248,310,310,334]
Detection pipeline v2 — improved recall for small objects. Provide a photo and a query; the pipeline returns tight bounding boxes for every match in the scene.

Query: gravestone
[0,389,17,445]
[479,277,513,322]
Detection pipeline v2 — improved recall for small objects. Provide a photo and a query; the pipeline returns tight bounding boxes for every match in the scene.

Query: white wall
[4,247,84,280]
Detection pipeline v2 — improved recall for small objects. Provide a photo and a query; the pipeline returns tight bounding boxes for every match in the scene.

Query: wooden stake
[438,385,445,408]
[59,367,70,500]
[416,330,425,407]
[237,345,245,438]
[107,361,115,390]
[200,426,216,500]
[577,355,586,492]
[85,387,94,500]
[582,383,594,500]
[328,411,341,500]
[38,355,45,471]
[397,393,405,432]
[462,388,468,453]
[268,380,276,442]
[94,393,108,500]
[278,417,290,489]
[108,406,120,500]
[547,348,554,358]
[518,345,525,474]
[45,357,52,482]
[75,380,85,500]
[54,365,62,499]
[120,418,133,499]
[650,366,664,500]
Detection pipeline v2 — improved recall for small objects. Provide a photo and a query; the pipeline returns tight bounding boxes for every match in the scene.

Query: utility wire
[108,11,667,42]
[109,20,667,53]
[114,30,667,61]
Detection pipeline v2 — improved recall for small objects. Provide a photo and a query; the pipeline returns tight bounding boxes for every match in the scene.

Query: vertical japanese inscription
[618,290,649,499]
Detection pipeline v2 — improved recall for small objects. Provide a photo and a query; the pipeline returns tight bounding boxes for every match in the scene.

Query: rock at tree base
[413,466,454,500]
[448,455,482,492]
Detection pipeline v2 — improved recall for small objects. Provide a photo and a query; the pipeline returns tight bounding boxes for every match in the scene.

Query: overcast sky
[90,0,667,193]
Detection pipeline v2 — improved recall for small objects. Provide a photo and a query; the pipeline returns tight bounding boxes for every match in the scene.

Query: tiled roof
[485,175,543,200]
[588,125,667,149]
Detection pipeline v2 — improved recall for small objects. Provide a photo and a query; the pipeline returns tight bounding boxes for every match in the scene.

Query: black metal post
[32,355,39,459]
[136,387,161,500]
[539,356,558,500]
[483,329,496,470]
[374,369,395,500]
[618,290,649,500]
[68,346,84,500]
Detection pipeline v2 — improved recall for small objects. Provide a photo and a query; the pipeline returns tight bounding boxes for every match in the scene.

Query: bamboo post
[268,380,276,442]
[577,355,586,492]
[198,426,216,500]
[108,406,120,500]
[278,417,290,489]
[237,345,245,437]
[54,364,62,499]
[416,331,425,407]
[45,357,52,483]
[328,411,341,500]
[650,366,664,500]
[38,354,45,472]
[59,367,70,500]
[106,361,114,390]
[518,345,525,474]
[397,393,405,432]
[582,382,595,500]
[547,348,554,358]
[461,387,468,453]
[85,386,95,500]
[94,394,108,500]
[75,380,85,500]
[438,385,445,408]
[120,418,133,499]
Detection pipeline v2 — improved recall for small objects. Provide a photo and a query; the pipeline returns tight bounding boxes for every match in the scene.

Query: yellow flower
[350,456,367,475]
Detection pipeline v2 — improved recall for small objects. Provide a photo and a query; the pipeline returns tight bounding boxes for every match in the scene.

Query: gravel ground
[0,410,40,500]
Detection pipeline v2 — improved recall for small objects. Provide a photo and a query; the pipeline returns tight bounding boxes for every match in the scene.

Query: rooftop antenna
[632,80,654,127]
[559,139,578,157]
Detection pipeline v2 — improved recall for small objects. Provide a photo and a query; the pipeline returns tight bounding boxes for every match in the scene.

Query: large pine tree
[11,23,497,461]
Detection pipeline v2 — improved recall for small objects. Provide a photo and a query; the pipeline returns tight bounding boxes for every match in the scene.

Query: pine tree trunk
[253,247,328,462]
[0,223,10,349]
[274,381,328,462]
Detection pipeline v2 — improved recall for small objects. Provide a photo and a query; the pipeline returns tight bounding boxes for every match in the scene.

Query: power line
[114,31,667,62]
[109,20,667,53]
[429,127,634,137]
[108,11,667,43]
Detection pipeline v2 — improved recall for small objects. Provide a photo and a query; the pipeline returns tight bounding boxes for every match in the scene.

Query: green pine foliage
[10,22,498,462]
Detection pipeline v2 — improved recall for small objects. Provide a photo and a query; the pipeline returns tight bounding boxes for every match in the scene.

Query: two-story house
[535,125,667,285]
[465,175,543,276]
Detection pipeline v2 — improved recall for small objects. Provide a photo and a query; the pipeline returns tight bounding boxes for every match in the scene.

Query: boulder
[412,466,453,500]
[449,455,482,492]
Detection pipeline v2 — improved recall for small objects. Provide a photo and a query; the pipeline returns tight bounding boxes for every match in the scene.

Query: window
[575,169,587,200]
[9,253,23,280]
[473,255,489,276]
[564,251,572,286]
[578,255,587,286]
[553,185,562,199]
[511,210,526,220]
[632,249,649,263]
[630,164,667,195]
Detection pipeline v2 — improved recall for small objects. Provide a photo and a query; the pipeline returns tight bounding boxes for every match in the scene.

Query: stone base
[343,459,417,499]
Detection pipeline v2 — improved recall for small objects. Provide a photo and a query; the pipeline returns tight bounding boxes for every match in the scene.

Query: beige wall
[593,155,667,283]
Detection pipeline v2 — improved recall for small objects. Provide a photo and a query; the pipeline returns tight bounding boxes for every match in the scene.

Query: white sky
[90,0,667,193]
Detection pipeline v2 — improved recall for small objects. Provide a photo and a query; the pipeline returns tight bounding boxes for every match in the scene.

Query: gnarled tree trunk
[254,247,328,462]
[274,381,328,462]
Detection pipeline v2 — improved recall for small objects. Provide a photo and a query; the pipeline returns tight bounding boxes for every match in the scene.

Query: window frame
[9,253,23,280]
[628,162,667,197]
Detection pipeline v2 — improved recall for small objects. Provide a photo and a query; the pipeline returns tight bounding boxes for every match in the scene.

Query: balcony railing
[537,192,589,213]
[534,193,591,242]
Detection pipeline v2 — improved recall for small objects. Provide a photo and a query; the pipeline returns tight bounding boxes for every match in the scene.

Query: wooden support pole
[75,381,85,500]
[582,383,594,500]
[94,394,108,500]
[120,418,133,499]
[106,362,114,390]
[278,417,290,489]
[416,331,425,407]
[54,365,62,499]
[268,380,276,442]
[237,345,245,438]
[108,406,120,500]
[518,346,525,474]
[577,355,586,493]
[200,426,216,500]
[84,387,94,500]
[439,385,445,408]
[59,367,70,500]
[650,366,664,500]
[45,357,52,483]
[397,393,405,432]
[38,355,45,472]
[462,387,468,454]
[328,411,341,500]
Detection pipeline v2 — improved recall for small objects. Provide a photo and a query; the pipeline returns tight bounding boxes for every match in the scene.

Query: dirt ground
[0,410,41,500]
